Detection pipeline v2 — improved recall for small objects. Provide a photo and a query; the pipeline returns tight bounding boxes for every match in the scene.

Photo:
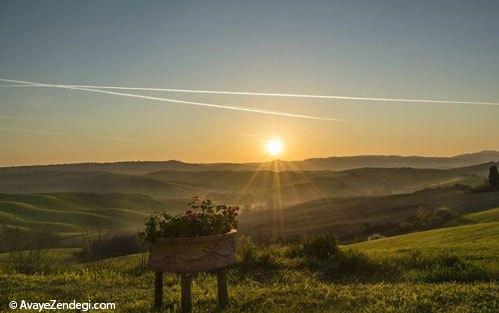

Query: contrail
[0,127,144,142]
[2,80,498,107]
[0,79,342,121]
[0,115,31,121]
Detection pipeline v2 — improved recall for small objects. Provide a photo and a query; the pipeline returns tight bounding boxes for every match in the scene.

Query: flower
[186,210,198,221]
[141,198,239,240]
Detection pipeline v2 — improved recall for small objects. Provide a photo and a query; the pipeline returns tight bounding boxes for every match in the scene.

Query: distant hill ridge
[1,150,498,174]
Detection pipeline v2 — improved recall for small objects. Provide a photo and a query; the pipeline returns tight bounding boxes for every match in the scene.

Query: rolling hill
[240,188,499,241]
[0,170,208,199]
[0,162,494,207]
[350,214,499,260]
[1,150,498,174]
[0,193,187,239]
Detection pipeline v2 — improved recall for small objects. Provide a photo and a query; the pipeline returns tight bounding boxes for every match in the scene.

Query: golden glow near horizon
[266,138,284,156]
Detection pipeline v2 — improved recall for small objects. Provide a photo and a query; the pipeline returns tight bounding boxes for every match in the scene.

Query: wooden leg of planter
[217,267,228,309]
[181,273,192,313]
[154,271,163,311]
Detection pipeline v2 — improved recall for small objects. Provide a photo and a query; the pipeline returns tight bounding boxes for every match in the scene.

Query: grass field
[1,208,498,312]
[445,208,499,226]
[0,193,187,239]
[1,270,496,313]
[350,219,499,260]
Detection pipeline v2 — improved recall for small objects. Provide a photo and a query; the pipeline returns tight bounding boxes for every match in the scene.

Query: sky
[1,0,498,166]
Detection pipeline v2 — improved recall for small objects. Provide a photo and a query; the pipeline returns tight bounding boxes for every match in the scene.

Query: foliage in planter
[140,197,239,242]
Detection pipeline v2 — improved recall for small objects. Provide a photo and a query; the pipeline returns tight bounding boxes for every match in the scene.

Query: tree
[489,165,499,188]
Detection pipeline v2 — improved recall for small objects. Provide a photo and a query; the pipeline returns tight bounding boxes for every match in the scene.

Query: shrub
[236,236,259,267]
[292,233,339,260]
[236,236,274,272]
[0,226,55,274]
[78,231,144,262]
[140,197,239,241]
[332,250,385,276]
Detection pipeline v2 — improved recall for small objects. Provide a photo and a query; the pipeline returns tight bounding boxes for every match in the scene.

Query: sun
[266,138,284,156]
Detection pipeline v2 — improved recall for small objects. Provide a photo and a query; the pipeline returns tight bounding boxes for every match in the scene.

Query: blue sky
[1,0,498,165]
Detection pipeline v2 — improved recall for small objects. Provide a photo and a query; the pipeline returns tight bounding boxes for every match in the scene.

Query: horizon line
[1,149,497,169]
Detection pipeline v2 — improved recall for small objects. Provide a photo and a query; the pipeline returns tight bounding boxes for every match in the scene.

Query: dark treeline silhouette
[489,165,499,188]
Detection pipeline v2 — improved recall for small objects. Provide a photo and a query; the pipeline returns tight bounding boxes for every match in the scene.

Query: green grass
[1,208,498,312]
[0,193,188,238]
[349,221,499,260]
[0,241,497,312]
[464,208,499,223]
[445,208,499,227]
[1,269,497,313]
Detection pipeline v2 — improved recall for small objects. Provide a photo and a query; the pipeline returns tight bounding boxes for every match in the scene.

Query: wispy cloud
[239,133,269,141]
[0,79,343,122]
[2,80,498,107]
[0,127,144,142]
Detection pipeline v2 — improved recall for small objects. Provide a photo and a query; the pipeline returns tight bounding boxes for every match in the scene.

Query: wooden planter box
[149,229,237,272]
[148,230,237,312]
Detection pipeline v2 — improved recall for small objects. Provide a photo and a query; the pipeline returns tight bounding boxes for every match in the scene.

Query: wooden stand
[180,273,193,312]
[216,267,228,309]
[154,267,229,312]
[154,271,163,310]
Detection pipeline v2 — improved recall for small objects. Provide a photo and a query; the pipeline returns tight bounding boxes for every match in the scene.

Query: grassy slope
[0,193,188,237]
[350,221,499,260]
[463,208,499,223]
[350,207,499,258]
[241,189,499,241]
[445,207,499,227]
[1,209,498,312]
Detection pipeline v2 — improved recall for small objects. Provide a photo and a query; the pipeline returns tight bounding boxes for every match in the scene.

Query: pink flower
[186,210,198,221]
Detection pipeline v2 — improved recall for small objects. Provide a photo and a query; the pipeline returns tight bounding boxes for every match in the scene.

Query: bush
[0,226,55,274]
[236,236,274,273]
[290,233,339,260]
[79,231,144,262]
